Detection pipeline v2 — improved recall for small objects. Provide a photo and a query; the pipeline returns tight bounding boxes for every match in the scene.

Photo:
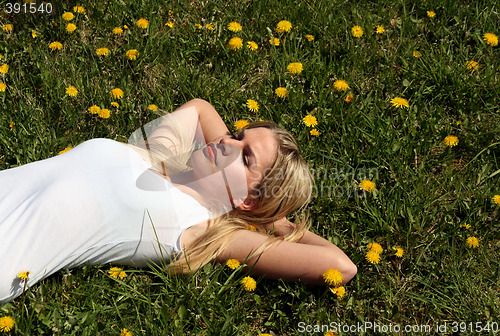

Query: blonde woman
[0,99,356,304]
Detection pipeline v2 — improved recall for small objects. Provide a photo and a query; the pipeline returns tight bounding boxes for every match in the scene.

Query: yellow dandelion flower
[246,223,257,231]
[0,64,8,74]
[241,276,256,291]
[73,6,85,13]
[493,195,500,206]
[351,25,363,38]
[392,246,404,257]
[49,41,63,51]
[206,23,214,31]
[99,108,111,119]
[66,23,77,33]
[269,38,280,46]
[195,23,202,29]
[302,115,318,127]
[31,30,37,38]
[2,24,13,32]
[390,97,410,109]
[483,33,498,47]
[276,20,292,33]
[0,82,6,92]
[113,27,124,35]
[96,47,110,56]
[0,54,2,61]
[126,49,139,60]
[247,41,258,51]
[165,21,175,28]
[228,21,242,32]
[17,270,30,281]
[228,37,243,50]
[58,146,73,155]
[367,242,383,253]
[226,259,241,270]
[123,25,128,29]
[234,119,249,131]
[246,99,259,112]
[359,179,375,192]
[325,332,339,336]
[88,105,101,114]
[62,12,74,21]
[413,50,422,58]
[275,87,288,98]
[110,88,124,99]
[365,250,380,264]
[121,328,132,336]
[329,285,346,299]
[0,316,15,333]
[136,18,149,29]
[9,122,15,129]
[443,135,459,147]
[333,79,350,91]
[258,334,273,336]
[287,62,303,74]
[322,269,343,286]
[465,60,479,71]
[310,129,320,136]
[108,267,127,279]
[111,102,120,108]
[305,34,314,41]
[460,223,471,229]
[168,10,174,15]
[465,236,479,248]
[427,11,436,18]
[375,25,385,34]
[66,86,78,97]
[345,93,354,103]
[148,104,158,111]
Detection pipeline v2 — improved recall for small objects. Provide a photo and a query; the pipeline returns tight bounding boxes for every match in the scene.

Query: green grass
[1,0,499,335]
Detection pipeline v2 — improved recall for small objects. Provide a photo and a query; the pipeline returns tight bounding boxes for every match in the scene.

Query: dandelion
[359,179,375,192]
[443,135,459,147]
[49,41,63,51]
[258,334,273,336]
[241,276,256,291]
[367,242,383,254]
[121,328,132,336]
[2,24,13,32]
[329,285,346,299]
[66,86,78,97]
[9,122,15,129]
[269,38,280,46]
[465,236,479,248]
[325,332,339,336]
[465,61,479,71]
[493,195,500,206]
[427,11,436,18]
[413,50,422,58]
[226,259,241,270]
[365,250,381,264]
[247,41,258,51]
[123,25,128,29]
[333,80,350,91]
[228,21,242,32]
[375,25,385,34]
[17,271,30,281]
[246,223,257,231]
[113,27,124,35]
[99,108,111,119]
[88,105,101,114]
[58,147,73,155]
[110,88,124,99]
[195,23,202,29]
[206,23,214,31]
[390,97,410,109]
[148,104,158,111]
[165,21,175,28]
[275,87,288,99]
[0,64,9,74]
[322,269,343,286]
[0,316,15,333]
[345,93,354,103]
[276,20,292,33]
[136,18,149,29]
[62,12,74,21]
[234,119,249,131]
[96,48,110,56]
[111,102,120,108]
[393,246,404,257]
[246,99,259,112]
[228,37,243,50]
[287,62,303,74]
[302,115,318,127]
[126,49,139,60]
[305,34,314,41]
[0,82,6,92]
[66,23,77,33]
[483,33,498,47]
[0,54,2,61]
[310,129,320,136]
[74,6,85,13]
[168,10,174,15]
[351,25,363,38]
[108,267,127,279]
[31,30,37,38]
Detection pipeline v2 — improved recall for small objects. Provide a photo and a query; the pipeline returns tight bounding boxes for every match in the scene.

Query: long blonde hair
[167,121,315,274]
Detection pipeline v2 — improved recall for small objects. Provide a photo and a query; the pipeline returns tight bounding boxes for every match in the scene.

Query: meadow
[0,0,499,335]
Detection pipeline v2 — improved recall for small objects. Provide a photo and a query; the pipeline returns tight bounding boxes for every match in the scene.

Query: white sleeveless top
[0,139,210,304]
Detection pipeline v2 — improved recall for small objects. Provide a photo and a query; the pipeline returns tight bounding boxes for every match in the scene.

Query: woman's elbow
[341,261,357,284]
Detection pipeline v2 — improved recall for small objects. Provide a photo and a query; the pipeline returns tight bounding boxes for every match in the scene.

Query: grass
[0,0,499,335]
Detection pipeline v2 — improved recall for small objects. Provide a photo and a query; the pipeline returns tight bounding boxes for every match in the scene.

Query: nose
[218,137,243,155]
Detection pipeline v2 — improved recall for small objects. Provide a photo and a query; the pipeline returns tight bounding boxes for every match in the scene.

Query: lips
[207,143,217,165]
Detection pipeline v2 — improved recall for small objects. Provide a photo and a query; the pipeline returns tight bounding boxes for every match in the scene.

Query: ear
[237,196,258,211]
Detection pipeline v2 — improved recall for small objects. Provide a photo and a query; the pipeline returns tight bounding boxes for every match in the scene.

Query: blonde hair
[167,121,315,274]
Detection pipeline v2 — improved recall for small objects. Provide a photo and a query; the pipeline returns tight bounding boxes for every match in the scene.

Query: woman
[0,99,356,304]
